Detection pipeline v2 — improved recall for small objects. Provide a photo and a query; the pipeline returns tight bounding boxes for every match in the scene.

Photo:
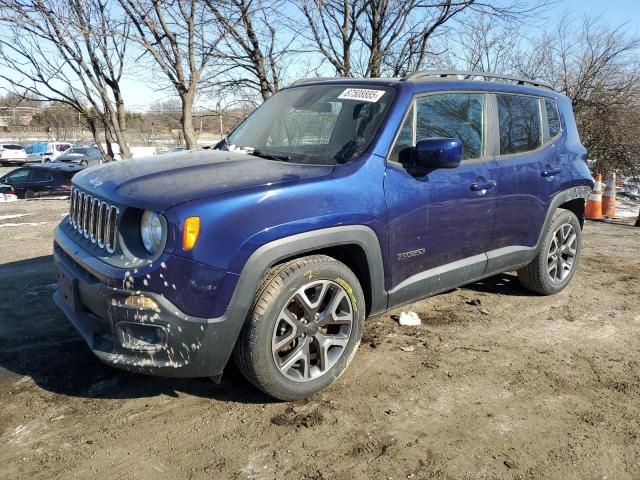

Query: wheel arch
[558,198,585,229]
[535,186,590,252]
[228,226,387,318]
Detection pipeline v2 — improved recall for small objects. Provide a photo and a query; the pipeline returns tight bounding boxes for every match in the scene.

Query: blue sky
[559,0,640,27]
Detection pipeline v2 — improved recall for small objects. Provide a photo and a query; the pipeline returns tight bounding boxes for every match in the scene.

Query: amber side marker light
[183,216,200,251]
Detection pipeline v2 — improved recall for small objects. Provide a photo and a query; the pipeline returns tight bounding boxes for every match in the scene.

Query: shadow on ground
[0,257,537,403]
[0,255,273,404]
[465,272,537,297]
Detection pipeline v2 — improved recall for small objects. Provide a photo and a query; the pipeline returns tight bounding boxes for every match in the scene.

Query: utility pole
[217,101,223,140]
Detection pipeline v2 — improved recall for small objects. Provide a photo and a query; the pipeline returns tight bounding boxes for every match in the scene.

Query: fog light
[116,322,166,351]
[124,295,159,310]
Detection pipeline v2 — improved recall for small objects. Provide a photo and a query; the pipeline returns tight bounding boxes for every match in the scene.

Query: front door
[385,92,498,306]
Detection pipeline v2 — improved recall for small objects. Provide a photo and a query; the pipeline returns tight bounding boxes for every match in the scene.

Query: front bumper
[53,235,249,378]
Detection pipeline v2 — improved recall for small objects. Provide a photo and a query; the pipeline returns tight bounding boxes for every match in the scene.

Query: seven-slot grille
[68,187,119,253]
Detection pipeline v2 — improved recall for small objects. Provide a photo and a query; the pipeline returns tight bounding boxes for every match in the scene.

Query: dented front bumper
[53,227,248,378]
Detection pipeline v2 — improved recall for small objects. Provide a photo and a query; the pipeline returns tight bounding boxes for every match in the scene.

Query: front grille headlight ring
[140,210,165,255]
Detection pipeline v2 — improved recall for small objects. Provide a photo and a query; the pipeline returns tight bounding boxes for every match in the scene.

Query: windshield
[66,147,87,155]
[225,84,395,164]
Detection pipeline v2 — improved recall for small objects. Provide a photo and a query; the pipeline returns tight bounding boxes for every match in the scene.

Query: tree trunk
[113,96,132,159]
[103,126,116,161]
[180,92,197,149]
[86,119,109,162]
[635,209,640,227]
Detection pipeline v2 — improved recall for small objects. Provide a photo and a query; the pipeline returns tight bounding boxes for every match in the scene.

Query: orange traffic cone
[602,172,618,218]
[585,173,603,220]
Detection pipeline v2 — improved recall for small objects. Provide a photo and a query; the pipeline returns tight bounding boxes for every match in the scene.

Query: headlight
[140,210,164,254]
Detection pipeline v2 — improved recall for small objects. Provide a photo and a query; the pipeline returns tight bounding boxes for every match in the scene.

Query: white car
[25,142,73,163]
[0,144,27,165]
[0,183,17,202]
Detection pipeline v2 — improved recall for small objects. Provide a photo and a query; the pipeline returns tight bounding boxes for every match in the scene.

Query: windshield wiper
[251,149,291,162]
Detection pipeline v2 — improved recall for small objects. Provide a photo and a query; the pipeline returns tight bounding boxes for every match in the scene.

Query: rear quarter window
[544,99,562,140]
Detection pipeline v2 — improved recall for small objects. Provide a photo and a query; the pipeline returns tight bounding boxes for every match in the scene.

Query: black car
[56,146,103,166]
[0,163,84,198]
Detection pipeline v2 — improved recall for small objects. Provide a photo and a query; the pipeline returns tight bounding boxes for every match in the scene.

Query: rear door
[384,92,499,305]
[28,169,54,196]
[491,94,559,256]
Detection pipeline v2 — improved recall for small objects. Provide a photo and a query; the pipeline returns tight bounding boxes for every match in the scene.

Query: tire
[518,209,582,295]
[233,255,365,401]
[24,189,35,199]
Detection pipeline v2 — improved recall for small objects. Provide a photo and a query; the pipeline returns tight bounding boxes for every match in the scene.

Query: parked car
[0,183,17,202]
[0,163,83,198]
[163,146,187,154]
[55,146,103,166]
[53,71,593,400]
[0,144,27,165]
[25,142,73,163]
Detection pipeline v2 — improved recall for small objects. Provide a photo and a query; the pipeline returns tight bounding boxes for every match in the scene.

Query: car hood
[72,149,335,210]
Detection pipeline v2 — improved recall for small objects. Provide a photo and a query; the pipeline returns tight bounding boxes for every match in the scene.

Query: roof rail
[291,77,339,86]
[402,70,554,90]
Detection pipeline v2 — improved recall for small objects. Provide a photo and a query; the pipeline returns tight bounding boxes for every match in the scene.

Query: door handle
[470,180,497,192]
[541,167,562,177]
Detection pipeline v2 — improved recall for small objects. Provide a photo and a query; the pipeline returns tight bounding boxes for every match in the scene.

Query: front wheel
[518,209,582,295]
[233,255,365,400]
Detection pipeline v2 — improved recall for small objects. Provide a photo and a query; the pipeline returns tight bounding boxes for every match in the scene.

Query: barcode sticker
[337,88,386,103]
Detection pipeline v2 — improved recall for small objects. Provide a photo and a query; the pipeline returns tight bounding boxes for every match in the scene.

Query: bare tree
[298,0,365,77]
[447,12,521,74]
[118,0,223,149]
[514,16,640,176]
[204,0,294,100]
[0,0,132,160]
[297,0,553,78]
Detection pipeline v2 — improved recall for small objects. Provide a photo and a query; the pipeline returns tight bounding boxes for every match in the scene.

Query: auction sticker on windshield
[337,88,386,103]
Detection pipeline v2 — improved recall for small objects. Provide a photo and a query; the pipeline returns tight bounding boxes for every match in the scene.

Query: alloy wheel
[547,223,577,283]
[271,280,353,382]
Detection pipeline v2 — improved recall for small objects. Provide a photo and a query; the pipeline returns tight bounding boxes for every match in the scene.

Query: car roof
[27,163,84,172]
[287,70,559,98]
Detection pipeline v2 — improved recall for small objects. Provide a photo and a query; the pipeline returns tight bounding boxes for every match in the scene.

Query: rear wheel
[518,209,582,295]
[233,255,365,400]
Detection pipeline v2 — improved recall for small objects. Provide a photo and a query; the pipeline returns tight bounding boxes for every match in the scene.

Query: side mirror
[414,138,462,170]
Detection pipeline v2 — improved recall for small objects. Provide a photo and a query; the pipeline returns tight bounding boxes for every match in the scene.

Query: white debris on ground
[617,187,640,218]
[398,311,421,326]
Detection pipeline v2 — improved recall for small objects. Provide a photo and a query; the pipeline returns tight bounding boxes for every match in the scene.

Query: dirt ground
[1,192,640,480]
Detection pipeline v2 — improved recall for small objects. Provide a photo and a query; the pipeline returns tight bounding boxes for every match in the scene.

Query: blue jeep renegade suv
[53,71,594,400]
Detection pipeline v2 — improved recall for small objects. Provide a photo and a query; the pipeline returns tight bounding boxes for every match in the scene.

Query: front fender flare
[228,225,387,316]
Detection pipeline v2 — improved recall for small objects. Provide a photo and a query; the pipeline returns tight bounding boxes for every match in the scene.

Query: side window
[30,169,50,182]
[6,168,30,183]
[544,99,561,140]
[389,105,414,163]
[497,94,541,155]
[416,93,484,160]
